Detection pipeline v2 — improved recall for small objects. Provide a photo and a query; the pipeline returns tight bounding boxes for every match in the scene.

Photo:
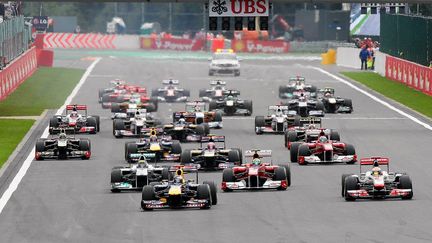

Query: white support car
[208,49,241,76]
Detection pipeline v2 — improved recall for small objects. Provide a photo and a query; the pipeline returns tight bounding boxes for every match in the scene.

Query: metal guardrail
[0,16,32,69]
[289,41,355,53]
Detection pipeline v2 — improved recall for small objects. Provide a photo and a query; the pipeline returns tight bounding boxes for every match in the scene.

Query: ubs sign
[209,0,269,17]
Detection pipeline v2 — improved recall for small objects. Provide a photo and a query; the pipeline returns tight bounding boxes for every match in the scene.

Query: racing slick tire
[145,103,156,113]
[285,131,298,147]
[141,185,157,211]
[310,85,317,93]
[228,150,240,164]
[298,144,311,165]
[278,164,291,187]
[341,174,352,197]
[171,140,182,155]
[254,116,266,134]
[316,101,325,112]
[101,94,111,103]
[344,144,356,164]
[208,71,214,76]
[209,100,218,111]
[234,71,240,77]
[195,125,206,135]
[330,130,340,141]
[113,119,125,138]
[79,139,91,160]
[293,116,301,127]
[398,175,413,200]
[111,103,121,113]
[222,168,236,182]
[98,89,105,102]
[343,99,353,113]
[290,142,301,162]
[214,111,223,122]
[150,97,159,111]
[110,169,123,193]
[232,148,243,164]
[180,149,192,165]
[124,142,132,161]
[199,89,207,97]
[35,139,45,160]
[151,89,159,97]
[90,115,100,132]
[203,181,218,205]
[49,117,59,132]
[196,184,212,209]
[126,143,138,162]
[201,123,210,135]
[161,167,172,181]
[86,117,97,134]
[273,167,288,190]
[244,100,253,116]
[344,176,359,201]
[183,90,191,97]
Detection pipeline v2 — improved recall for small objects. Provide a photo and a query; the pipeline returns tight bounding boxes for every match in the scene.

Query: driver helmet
[59,133,67,139]
[252,158,261,166]
[207,142,216,150]
[371,167,382,177]
[137,156,147,167]
[178,118,186,124]
[227,95,233,100]
[318,136,328,143]
[194,105,201,111]
[149,135,158,143]
[324,92,332,97]
[308,124,316,129]
[70,111,78,118]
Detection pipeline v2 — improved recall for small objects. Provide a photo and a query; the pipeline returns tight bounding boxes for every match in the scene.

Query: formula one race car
[278,76,317,99]
[49,105,100,134]
[100,85,150,109]
[125,128,182,163]
[162,120,209,143]
[173,101,223,129]
[199,80,227,102]
[254,105,300,134]
[342,157,413,201]
[98,79,126,102]
[151,79,190,102]
[111,93,158,113]
[318,87,353,113]
[141,166,217,210]
[284,117,340,149]
[282,93,324,117]
[35,130,91,160]
[113,109,160,138]
[290,135,356,164]
[221,150,291,191]
[181,135,242,170]
[209,90,252,116]
[111,154,172,192]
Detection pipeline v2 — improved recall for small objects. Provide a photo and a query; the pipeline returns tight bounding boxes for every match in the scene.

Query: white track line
[0,57,101,214]
[311,67,432,131]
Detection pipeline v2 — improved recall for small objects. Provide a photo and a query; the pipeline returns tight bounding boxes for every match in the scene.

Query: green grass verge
[341,72,432,118]
[0,119,35,168]
[0,67,84,116]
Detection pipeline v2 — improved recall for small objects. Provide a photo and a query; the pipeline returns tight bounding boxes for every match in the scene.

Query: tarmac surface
[0,51,431,243]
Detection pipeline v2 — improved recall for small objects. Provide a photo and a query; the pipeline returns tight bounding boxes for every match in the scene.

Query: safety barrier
[140,37,205,51]
[231,40,290,54]
[386,55,432,96]
[0,16,32,68]
[0,47,37,100]
[43,33,117,49]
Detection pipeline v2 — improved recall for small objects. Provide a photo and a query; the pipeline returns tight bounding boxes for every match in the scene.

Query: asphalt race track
[0,52,432,243]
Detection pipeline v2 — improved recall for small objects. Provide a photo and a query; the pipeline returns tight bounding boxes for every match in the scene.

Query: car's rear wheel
[344,176,359,201]
[341,174,352,197]
[180,149,192,165]
[203,181,218,205]
[196,184,212,209]
[290,142,301,162]
[398,175,413,199]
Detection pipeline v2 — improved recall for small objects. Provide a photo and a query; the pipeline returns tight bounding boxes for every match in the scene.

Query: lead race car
[124,128,182,163]
[317,87,353,113]
[199,80,227,102]
[342,157,413,201]
[290,135,356,164]
[181,135,242,170]
[35,129,91,160]
[221,150,291,191]
[278,76,317,99]
[209,90,253,116]
[173,101,223,129]
[151,79,190,102]
[141,166,217,210]
[111,154,172,193]
[49,105,100,134]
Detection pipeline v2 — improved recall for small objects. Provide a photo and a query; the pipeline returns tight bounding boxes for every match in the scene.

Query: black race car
[318,88,353,113]
[209,90,252,116]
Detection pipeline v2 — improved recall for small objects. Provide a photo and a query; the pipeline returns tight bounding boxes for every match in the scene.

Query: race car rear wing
[360,157,389,165]
[223,90,240,96]
[210,80,226,86]
[299,117,322,126]
[162,79,179,85]
[201,135,225,143]
[169,165,200,182]
[289,76,306,82]
[110,79,125,85]
[268,105,289,111]
[244,149,272,158]
[66,105,87,111]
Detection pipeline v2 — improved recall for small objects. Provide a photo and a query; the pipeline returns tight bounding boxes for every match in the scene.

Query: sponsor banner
[386,55,432,96]
[231,39,289,53]
[209,0,269,17]
[43,33,116,49]
[0,47,38,100]
[140,37,205,51]
[32,16,49,31]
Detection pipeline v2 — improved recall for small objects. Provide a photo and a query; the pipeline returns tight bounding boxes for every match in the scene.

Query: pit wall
[337,47,432,96]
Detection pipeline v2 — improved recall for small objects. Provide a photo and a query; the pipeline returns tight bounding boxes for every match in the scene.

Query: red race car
[221,149,291,191]
[290,134,356,165]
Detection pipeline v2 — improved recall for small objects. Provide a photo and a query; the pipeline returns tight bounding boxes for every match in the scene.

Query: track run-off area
[0,50,431,243]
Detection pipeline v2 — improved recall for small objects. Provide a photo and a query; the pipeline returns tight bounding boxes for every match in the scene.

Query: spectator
[369,47,375,70]
[359,47,370,70]
[429,61,432,68]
